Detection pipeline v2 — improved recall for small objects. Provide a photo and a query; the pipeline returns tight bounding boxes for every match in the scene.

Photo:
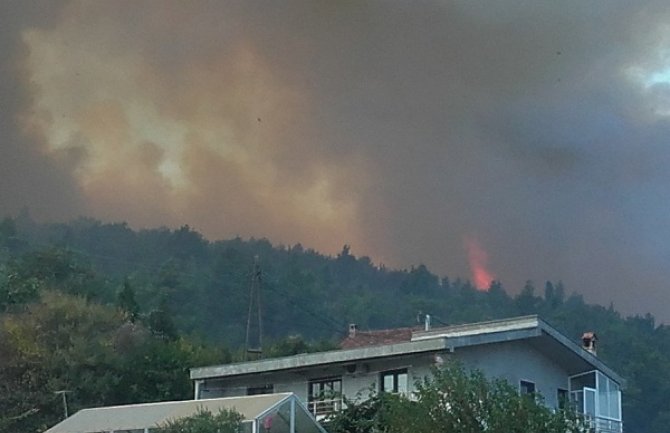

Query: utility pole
[54,390,71,419]
[245,256,263,360]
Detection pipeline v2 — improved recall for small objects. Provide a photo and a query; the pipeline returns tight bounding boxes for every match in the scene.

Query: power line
[245,256,263,359]
[263,316,345,334]
[261,271,347,336]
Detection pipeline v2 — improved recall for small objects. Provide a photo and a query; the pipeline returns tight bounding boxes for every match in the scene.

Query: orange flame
[464,236,495,291]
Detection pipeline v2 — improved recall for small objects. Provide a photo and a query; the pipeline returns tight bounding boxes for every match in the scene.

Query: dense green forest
[0,214,668,433]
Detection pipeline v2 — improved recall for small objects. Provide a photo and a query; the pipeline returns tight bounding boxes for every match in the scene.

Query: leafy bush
[157,408,244,433]
[326,362,587,433]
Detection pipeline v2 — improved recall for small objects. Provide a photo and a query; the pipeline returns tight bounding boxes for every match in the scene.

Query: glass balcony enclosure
[569,371,622,433]
[257,397,326,433]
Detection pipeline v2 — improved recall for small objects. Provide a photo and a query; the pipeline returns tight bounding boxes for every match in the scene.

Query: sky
[3,1,670,321]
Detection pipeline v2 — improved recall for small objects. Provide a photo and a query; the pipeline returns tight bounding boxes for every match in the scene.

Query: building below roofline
[191,315,624,433]
[43,393,325,433]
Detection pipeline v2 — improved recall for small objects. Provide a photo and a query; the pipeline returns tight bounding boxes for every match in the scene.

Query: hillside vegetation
[0,215,668,433]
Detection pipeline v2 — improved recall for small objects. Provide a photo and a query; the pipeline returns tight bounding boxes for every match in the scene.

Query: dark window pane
[520,380,535,395]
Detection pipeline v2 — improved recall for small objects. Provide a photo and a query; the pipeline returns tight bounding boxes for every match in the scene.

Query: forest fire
[464,236,495,291]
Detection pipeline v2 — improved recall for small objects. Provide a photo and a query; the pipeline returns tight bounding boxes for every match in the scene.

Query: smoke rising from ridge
[3,1,670,320]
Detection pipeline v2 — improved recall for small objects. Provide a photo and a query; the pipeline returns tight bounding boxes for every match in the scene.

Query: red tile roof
[340,327,418,349]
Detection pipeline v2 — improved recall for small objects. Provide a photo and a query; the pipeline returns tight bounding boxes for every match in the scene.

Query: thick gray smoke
[0,1,84,220]
[2,1,670,320]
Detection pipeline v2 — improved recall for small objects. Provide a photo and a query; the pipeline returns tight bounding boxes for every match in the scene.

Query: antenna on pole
[245,255,263,360]
[54,390,71,419]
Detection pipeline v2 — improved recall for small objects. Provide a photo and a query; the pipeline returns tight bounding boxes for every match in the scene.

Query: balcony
[307,398,343,420]
[583,415,623,433]
[570,371,622,433]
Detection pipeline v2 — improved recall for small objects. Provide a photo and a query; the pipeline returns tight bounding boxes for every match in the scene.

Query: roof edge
[191,338,449,380]
[76,392,295,413]
[191,315,623,386]
[412,315,540,341]
[536,318,624,385]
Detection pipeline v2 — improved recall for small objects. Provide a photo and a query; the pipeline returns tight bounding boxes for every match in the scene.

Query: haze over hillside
[3,1,670,322]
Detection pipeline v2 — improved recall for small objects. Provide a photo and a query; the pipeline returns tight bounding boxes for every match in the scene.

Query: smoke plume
[3,1,670,320]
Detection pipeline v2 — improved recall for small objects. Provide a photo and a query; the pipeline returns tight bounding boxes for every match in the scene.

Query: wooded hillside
[0,215,667,433]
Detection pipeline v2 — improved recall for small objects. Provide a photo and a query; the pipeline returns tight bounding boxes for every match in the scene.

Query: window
[381,369,408,394]
[247,384,273,395]
[520,380,536,395]
[308,377,342,417]
[557,388,569,409]
[597,372,621,421]
[584,388,596,417]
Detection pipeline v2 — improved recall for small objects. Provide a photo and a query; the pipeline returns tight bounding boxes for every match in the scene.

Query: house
[43,393,326,433]
[191,315,624,433]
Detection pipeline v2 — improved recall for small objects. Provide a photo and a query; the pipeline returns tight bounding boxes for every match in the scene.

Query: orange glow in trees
[464,236,495,291]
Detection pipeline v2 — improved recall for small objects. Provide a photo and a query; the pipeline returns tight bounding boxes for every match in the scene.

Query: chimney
[348,323,358,338]
[582,332,597,355]
[425,314,432,331]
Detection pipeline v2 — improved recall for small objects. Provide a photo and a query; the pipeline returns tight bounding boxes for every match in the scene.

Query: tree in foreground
[326,362,587,433]
[0,291,224,433]
[157,407,244,433]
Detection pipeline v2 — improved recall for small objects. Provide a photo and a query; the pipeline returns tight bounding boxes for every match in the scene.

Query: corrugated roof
[44,393,292,433]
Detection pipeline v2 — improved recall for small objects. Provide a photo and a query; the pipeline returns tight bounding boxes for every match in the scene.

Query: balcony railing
[583,415,623,433]
[308,398,343,419]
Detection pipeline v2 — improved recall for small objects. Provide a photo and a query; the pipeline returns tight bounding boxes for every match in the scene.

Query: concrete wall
[199,341,570,409]
[199,352,439,403]
[454,340,571,408]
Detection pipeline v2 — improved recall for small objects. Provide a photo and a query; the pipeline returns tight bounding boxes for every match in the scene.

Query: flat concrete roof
[191,338,449,380]
[412,315,544,341]
[191,315,623,385]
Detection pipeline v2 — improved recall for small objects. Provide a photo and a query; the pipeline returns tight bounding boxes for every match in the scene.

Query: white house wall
[199,341,573,410]
[198,353,441,404]
[452,340,570,408]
